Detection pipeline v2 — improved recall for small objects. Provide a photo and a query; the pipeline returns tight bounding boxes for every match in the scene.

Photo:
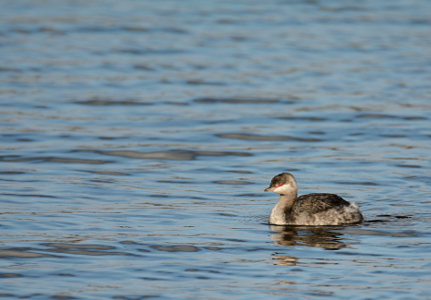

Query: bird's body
[265,173,363,226]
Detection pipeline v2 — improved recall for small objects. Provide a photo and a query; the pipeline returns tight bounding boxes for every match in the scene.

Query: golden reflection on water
[272,255,298,266]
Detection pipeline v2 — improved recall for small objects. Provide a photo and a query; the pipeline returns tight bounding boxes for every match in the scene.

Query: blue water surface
[1,0,431,299]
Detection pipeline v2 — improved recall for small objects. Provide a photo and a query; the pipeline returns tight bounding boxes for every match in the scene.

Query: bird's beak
[264,186,273,192]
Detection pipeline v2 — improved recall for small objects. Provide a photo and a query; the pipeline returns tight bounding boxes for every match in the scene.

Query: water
[1,0,431,299]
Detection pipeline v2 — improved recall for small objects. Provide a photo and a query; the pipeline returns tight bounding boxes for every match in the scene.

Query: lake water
[1,0,431,299]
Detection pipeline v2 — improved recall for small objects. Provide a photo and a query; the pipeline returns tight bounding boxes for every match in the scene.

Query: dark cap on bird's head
[264,172,296,192]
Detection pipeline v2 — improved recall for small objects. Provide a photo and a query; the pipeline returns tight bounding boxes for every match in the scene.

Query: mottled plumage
[264,173,363,225]
[293,193,349,214]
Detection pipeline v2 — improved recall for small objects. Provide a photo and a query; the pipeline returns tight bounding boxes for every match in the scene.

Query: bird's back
[293,193,350,214]
[287,193,362,225]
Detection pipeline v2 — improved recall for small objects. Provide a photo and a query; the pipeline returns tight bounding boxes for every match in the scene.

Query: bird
[264,172,363,225]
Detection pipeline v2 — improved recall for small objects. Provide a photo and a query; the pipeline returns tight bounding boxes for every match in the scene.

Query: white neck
[269,189,297,224]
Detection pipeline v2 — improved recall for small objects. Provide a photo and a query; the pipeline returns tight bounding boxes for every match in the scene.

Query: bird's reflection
[270,225,348,250]
[269,225,348,266]
[272,254,298,266]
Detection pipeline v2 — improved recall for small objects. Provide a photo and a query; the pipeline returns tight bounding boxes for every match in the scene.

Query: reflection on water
[1,0,431,299]
[272,255,298,266]
[269,225,348,250]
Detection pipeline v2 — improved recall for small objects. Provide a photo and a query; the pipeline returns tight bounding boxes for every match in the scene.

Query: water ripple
[1,0,431,299]
[216,133,323,142]
[73,149,252,160]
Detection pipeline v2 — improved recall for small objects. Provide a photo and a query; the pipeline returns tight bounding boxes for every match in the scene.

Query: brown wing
[292,193,350,215]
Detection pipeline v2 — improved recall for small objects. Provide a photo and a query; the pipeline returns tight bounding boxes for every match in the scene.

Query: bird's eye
[278,183,284,187]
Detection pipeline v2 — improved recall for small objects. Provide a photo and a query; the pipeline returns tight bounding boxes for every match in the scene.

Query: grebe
[264,173,363,225]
